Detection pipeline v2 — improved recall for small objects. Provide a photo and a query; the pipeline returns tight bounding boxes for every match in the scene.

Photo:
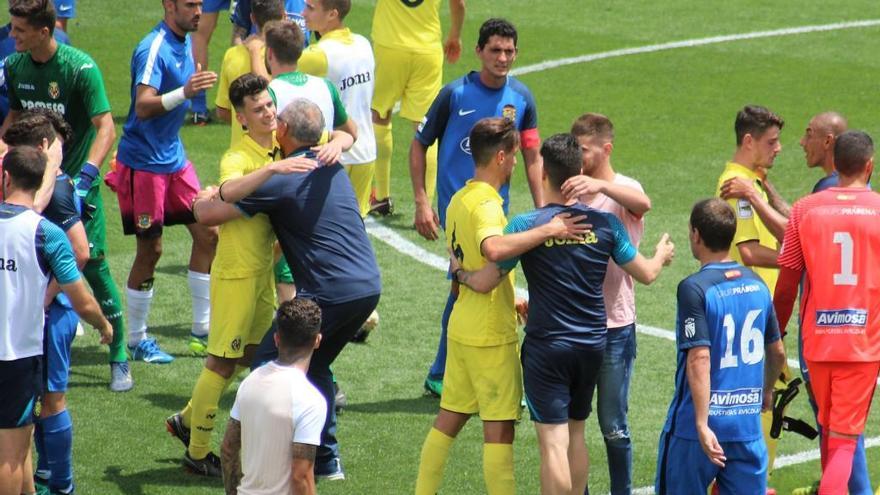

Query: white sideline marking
[511,19,880,77]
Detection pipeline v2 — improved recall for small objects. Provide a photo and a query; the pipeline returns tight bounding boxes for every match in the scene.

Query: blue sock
[191,91,207,114]
[848,433,871,495]
[427,291,456,379]
[41,409,74,492]
[34,419,50,478]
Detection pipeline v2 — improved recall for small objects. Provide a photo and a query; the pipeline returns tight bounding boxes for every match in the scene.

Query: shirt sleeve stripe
[140,29,166,86]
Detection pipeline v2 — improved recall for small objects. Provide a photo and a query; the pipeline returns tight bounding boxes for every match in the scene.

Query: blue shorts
[203,0,231,13]
[44,299,78,393]
[0,356,42,428]
[655,433,767,495]
[521,336,604,424]
[55,0,75,19]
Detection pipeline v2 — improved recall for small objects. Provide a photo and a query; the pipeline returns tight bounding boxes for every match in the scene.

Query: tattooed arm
[290,443,317,495]
[221,419,243,495]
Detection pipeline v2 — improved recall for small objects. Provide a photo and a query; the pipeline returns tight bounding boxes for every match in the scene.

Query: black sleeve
[43,176,81,232]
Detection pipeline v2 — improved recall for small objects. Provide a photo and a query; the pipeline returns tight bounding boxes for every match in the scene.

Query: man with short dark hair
[221,298,324,495]
[656,198,785,495]
[193,98,379,480]
[500,134,673,494]
[774,131,880,494]
[0,0,128,391]
[0,145,111,495]
[112,0,220,364]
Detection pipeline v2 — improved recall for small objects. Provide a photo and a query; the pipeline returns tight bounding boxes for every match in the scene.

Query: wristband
[160,86,187,111]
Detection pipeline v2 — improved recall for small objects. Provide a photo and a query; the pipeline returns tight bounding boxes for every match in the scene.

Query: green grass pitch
[53,1,880,493]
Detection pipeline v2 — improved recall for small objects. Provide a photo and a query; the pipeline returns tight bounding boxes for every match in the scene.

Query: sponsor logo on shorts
[502,104,517,122]
[815,309,867,327]
[736,199,752,218]
[48,81,60,100]
[137,214,153,230]
[231,338,241,352]
[709,387,762,416]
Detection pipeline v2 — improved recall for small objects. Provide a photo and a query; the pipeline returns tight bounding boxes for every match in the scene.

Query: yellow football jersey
[215,45,266,147]
[716,161,780,292]
[445,180,518,347]
[371,0,442,52]
[212,134,280,279]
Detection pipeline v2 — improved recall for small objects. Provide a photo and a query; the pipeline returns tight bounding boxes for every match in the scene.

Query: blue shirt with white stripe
[500,203,637,348]
[662,262,780,442]
[117,21,194,174]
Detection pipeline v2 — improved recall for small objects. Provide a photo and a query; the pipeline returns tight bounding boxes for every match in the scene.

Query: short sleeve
[764,303,781,345]
[777,200,805,271]
[473,199,506,247]
[43,176,81,232]
[325,80,348,127]
[608,214,638,266]
[676,280,710,350]
[214,48,235,110]
[415,84,453,147]
[496,210,537,272]
[292,392,327,446]
[230,393,241,421]
[134,43,163,90]
[78,57,112,118]
[5,61,20,110]
[38,219,80,285]
[299,45,328,77]
[235,175,285,217]
[219,150,246,183]
[728,197,760,246]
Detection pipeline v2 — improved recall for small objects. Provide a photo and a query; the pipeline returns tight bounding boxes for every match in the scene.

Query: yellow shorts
[207,270,275,358]
[345,162,374,218]
[440,340,522,421]
[371,44,442,122]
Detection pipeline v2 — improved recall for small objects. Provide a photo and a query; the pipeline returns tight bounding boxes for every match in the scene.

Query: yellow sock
[425,141,438,203]
[415,428,454,495]
[374,122,393,199]
[346,162,375,218]
[762,408,778,478]
[187,368,231,459]
[483,442,515,495]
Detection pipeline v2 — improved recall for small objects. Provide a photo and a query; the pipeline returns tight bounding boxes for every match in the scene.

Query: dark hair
[541,134,582,189]
[2,145,47,192]
[469,117,519,167]
[5,109,72,149]
[318,0,351,20]
[690,198,736,252]
[264,20,304,65]
[251,0,285,30]
[477,18,517,49]
[834,130,874,177]
[9,0,55,34]
[229,73,270,111]
[276,298,322,353]
[570,113,614,142]
[734,105,784,146]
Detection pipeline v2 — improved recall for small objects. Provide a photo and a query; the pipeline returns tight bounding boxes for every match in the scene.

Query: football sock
[345,162,375,218]
[373,121,392,199]
[191,91,207,114]
[83,258,128,363]
[428,291,455,378]
[760,409,778,477]
[415,427,454,495]
[483,443,515,495]
[187,270,210,337]
[848,434,871,494]
[181,400,193,428]
[820,436,857,495]
[40,410,73,492]
[187,368,239,459]
[126,287,153,346]
[425,141,438,202]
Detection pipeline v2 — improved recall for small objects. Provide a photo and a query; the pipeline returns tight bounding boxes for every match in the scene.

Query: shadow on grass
[343,396,440,415]
[104,462,220,495]
[154,263,190,277]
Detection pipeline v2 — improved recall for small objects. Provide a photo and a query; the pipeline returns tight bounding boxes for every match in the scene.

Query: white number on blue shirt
[719,309,764,369]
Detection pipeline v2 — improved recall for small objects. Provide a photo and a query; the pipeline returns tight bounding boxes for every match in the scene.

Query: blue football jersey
[415,71,538,228]
[662,262,780,442]
[500,203,637,348]
[117,21,194,174]
[231,0,310,44]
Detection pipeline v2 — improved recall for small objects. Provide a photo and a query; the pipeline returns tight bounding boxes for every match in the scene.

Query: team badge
[502,104,517,122]
[231,338,241,352]
[33,397,42,418]
[137,214,153,230]
[684,317,696,338]
[48,81,60,100]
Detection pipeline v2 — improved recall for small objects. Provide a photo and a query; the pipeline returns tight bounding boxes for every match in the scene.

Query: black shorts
[0,356,42,428]
[522,336,604,424]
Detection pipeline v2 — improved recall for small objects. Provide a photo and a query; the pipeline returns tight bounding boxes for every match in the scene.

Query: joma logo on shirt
[340,71,372,91]
[20,100,65,114]
[0,257,18,271]
[544,231,597,247]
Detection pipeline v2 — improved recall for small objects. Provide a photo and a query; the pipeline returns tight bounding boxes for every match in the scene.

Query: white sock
[126,287,153,347]
[188,270,211,337]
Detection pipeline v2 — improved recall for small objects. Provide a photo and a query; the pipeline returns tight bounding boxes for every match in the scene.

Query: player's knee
[371,109,390,125]
[601,426,630,443]
[40,393,66,417]
[206,355,237,379]
[194,225,219,250]
[135,240,163,267]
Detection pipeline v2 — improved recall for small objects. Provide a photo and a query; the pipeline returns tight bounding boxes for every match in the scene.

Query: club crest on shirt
[48,81,60,100]
[736,199,753,219]
[502,104,516,122]
[684,317,696,338]
[231,338,241,352]
[137,214,153,230]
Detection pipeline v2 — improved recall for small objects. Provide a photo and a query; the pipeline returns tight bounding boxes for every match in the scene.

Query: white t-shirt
[230,361,327,495]
[583,173,645,329]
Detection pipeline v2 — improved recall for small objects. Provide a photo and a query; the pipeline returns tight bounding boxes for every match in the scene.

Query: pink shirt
[583,173,645,329]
